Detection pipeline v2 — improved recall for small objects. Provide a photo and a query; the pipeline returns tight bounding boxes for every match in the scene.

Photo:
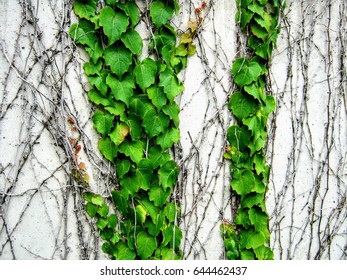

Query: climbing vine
[222,0,285,260]
[70,0,195,260]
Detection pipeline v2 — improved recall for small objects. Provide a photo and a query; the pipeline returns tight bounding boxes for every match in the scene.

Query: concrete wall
[0,0,346,260]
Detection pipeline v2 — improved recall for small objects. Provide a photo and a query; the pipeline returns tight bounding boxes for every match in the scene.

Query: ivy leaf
[150,1,174,28]
[92,110,114,137]
[105,102,126,116]
[162,103,180,127]
[85,41,103,64]
[142,110,170,138]
[104,45,132,78]
[83,60,102,76]
[129,95,153,118]
[241,192,265,209]
[254,245,274,260]
[121,29,143,56]
[134,58,158,92]
[135,205,147,224]
[141,199,158,224]
[158,160,179,190]
[234,207,251,228]
[159,66,184,101]
[109,122,130,146]
[123,1,140,27]
[239,229,266,250]
[116,159,130,179]
[126,113,143,140]
[164,202,177,223]
[232,58,262,87]
[263,95,276,116]
[88,89,112,106]
[98,137,117,162]
[229,91,258,120]
[99,7,129,45]
[118,141,144,163]
[70,19,97,48]
[157,127,180,151]
[73,0,97,19]
[149,185,171,207]
[248,207,270,240]
[240,249,255,260]
[136,159,154,190]
[136,231,157,259]
[248,1,265,18]
[254,13,272,33]
[97,203,109,218]
[251,23,268,41]
[162,225,182,249]
[111,190,129,215]
[231,169,255,197]
[116,242,136,260]
[105,0,118,5]
[148,146,170,169]
[108,214,118,230]
[145,213,164,237]
[244,82,266,103]
[120,174,140,196]
[227,125,251,151]
[86,202,98,217]
[147,86,167,111]
[106,74,135,106]
[242,114,265,140]
[87,70,109,96]
[240,9,254,31]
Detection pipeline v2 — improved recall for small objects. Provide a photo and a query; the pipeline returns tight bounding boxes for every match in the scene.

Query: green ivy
[70,0,195,260]
[221,0,285,260]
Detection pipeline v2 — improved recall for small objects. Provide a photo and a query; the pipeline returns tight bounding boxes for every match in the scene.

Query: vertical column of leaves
[70,0,193,260]
[222,0,285,260]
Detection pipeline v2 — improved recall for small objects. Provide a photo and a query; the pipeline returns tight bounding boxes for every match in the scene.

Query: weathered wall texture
[0,0,346,260]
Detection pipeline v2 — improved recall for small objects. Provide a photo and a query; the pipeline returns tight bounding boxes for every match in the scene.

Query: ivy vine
[221,0,285,260]
[70,0,196,260]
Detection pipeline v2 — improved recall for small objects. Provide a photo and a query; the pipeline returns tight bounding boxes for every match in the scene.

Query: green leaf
[120,174,140,196]
[85,41,103,64]
[229,91,258,120]
[162,225,182,249]
[118,141,144,163]
[232,58,262,87]
[97,203,109,218]
[106,74,135,106]
[251,23,268,41]
[239,229,266,250]
[134,58,158,92]
[234,207,251,228]
[136,231,157,259]
[91,194,103,206]
[231,169,255,197]
[263,95,276,116]
[164,202,177,223]
[141,199,158,223]
[104,45,132,78]
[126,113,143,140]
[142,110,170,138]
[241,192,265,209]
[244,83,266,103]
[149,185,171,207]
[135,205,147,224]
[88,89,112,107]
[150,1,174,28]
[162,103,180,127]
[254,13,272,33]
[73,0,97,19]
[108,214,118,230]
[87,70,109,96]
[109,122,129,146]
[227,125,251,151]
[145,212,164,237]
[121,29,143,56]
[254,245,274,260]
[92,110,114,137]
[83,60,102,76]
[157,127,180,151]
[116,242,136,260]
[242,114,265,140]
[148,146,170,169]
[116,159,130,179]
[240,249,255,260]
[158,160,179,190]
[248,207,270,239]
[112,190,129,215]
[248,1,265,18]
[123,1,140,27]
[98,137,117,162]
[136,159,154,190]
[96,217,108,230]
[99,7,129,45]
[147,86,167,111]
[86,202,98,217]
[159,66,184,101]
[70,19,97,48]
[129,95,153,118]
[105,102,126,116]
[240,9,254,30]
